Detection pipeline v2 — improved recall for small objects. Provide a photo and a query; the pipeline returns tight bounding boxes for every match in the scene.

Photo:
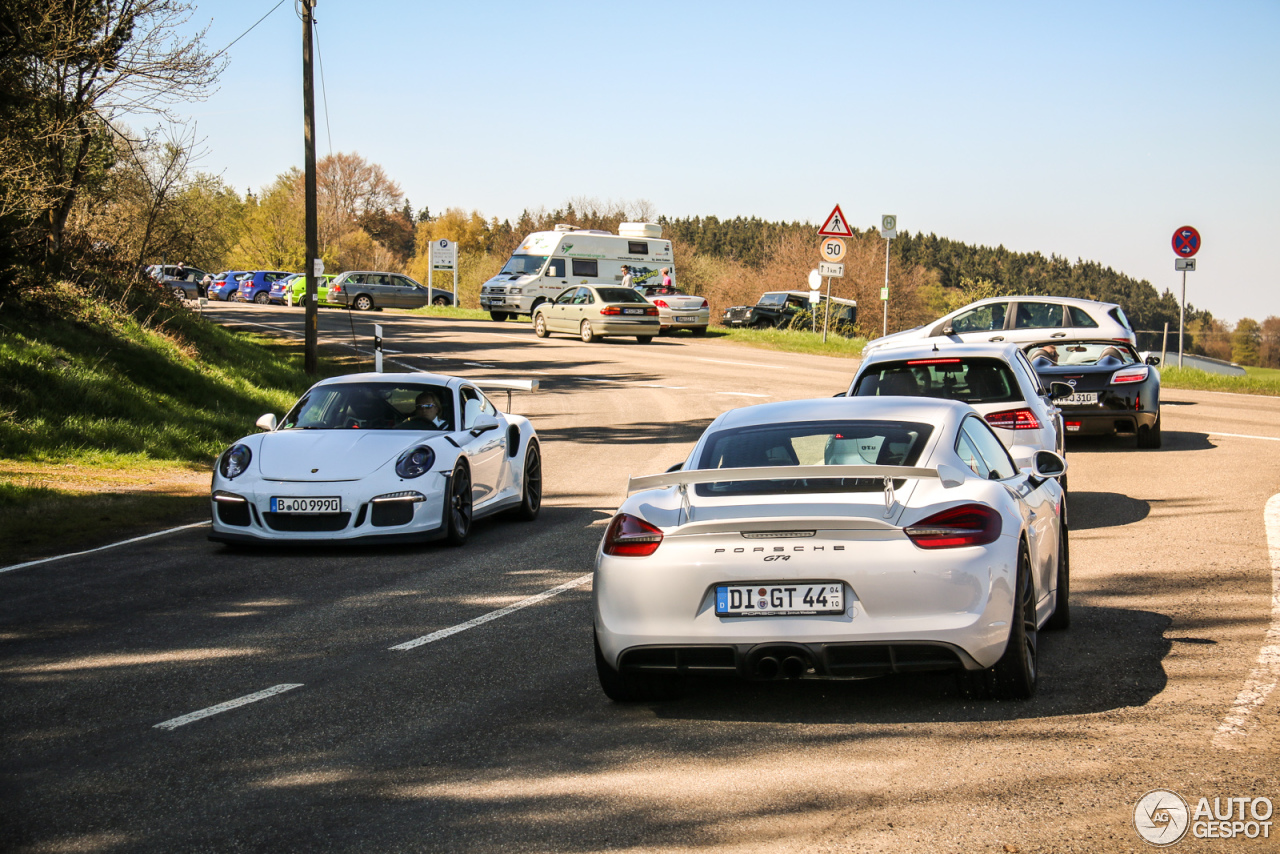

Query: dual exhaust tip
[751,649,811,680]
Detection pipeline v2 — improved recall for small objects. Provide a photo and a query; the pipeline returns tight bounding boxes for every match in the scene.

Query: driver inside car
[397,391,450,430]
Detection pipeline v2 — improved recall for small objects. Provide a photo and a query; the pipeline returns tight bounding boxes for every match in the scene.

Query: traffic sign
[809,289,821,304]
[819,262,844,277]
[880,287,889,301]
[820,237,846,262]
[1172,226,1201,258]
[807,270,822,289]
[818,204,854,238]
[1175,258,1196,271]
[880,214,897,239]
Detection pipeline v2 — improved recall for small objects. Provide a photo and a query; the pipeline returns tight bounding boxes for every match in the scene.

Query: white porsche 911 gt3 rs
[209,372,542,546]
[593,397,1069,702]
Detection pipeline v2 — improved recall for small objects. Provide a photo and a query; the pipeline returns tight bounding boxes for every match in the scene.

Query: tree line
[2,2,1274,368]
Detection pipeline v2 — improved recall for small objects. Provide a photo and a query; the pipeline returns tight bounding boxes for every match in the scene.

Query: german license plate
[1061,393,1098,405]
[271,496,340,514]
[676,315,700,322]
[715,583,844,617]
[622,307,645,315]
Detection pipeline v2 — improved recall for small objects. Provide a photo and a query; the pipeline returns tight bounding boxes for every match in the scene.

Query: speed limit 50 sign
[820,237,846,262]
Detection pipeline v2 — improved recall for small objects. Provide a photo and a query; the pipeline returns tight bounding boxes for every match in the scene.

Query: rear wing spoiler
[471,378,539,411]
[627,464,965,494]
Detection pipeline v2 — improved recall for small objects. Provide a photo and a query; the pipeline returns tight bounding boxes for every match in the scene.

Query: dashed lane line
[697,357,788,370]
[0,522,210,575]
[390,574,593,651]
[1212,492,1280,748]
[154,684,304,731]
[718,392,769,398]
[1208,431,1280,442]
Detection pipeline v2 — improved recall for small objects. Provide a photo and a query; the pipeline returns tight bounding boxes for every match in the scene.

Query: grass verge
[406,305,499,321]
[1159,365,1280,396]
[700,326,867,359]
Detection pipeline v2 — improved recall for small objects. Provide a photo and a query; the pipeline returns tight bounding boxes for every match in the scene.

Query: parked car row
[161,267,456,311]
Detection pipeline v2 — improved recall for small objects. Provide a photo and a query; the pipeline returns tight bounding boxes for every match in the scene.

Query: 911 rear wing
[627,464,965,494]
[471,378,539,411]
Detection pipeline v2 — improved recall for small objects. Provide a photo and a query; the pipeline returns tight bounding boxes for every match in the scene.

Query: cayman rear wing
[471,378,540,411]
[627,463,966,523]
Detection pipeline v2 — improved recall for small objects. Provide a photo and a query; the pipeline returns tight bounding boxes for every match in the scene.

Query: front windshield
[694,420,934,496]
[758,293,787,306]
[281,383,454,431]
[499,254,547,276]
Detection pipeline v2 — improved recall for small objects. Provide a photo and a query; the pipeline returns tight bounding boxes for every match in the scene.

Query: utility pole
[302,0,319,375]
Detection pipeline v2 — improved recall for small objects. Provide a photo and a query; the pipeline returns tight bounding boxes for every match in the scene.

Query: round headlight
[220,444,252,479]
[395,445,435,479]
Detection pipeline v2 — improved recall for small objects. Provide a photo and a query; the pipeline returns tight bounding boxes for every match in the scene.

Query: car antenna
[932,342,939,352]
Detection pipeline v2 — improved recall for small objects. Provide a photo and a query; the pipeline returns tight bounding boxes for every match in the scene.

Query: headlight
[219,444,252,479]
[395,445,435,479]
[508,287,522,294]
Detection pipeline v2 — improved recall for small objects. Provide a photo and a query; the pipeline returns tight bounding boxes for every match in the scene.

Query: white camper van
[480,222,674,321]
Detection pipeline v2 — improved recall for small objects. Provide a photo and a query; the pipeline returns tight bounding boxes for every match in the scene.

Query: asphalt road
[2,304,1278,853]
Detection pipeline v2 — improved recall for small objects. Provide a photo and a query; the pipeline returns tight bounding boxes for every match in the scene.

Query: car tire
[444,462,472,547]
[515,441,542,521]
[432,295,449,306]
[751,319,772,330]
[956,543,1038,700]
[171,286,186,300]
[353,294,373,311]
[594,629,683,702]
[636,336,653,344]
[533,314,549,338]
[254,292,269,304]
[1045,511,1070,631]
[1137,414,1162,449]
[490,311,511,322]
[692,327,708,337]
[580,320,596,343]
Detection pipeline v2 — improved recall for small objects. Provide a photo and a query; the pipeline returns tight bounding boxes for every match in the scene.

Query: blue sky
[184,1,1279,325]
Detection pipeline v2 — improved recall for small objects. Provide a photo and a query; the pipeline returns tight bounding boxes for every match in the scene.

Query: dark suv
[722,291,858,334]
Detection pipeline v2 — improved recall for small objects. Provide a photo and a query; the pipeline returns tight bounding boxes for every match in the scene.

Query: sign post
[808,269,822,333]
[1171,225,1201,368]
[816,210,854,342]
[879,215,897,338]
[374,323,384,373]
[429,238,458,302]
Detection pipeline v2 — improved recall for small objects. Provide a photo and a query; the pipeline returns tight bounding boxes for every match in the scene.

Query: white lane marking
[1212,492,1280,748]
[390,574,593,651]
[574,377,613,384]
[718,392,769,398]
[698,358,787,370]
[640,384,687,389]
[0,522,210,575]
[154,684,304,731]
[1208,431,1280,442]
[464,362,496,368]
[490,333,535,341]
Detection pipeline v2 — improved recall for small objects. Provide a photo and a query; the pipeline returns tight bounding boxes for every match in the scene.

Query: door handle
[989,335,1005,342]
[1051,332,1066,338]
[1029,510,1038,520]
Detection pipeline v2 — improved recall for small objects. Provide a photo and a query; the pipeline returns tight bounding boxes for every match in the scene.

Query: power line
[214,0,289,59]
[313,20,334,156]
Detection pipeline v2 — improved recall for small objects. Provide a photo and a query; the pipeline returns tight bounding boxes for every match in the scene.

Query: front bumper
[208,476,448,543]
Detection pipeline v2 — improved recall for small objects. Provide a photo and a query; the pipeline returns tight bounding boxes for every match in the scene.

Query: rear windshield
[1108,306,1133,331]
[694,420,933,496]
[853,358,1021,405]
[595,287,648,303]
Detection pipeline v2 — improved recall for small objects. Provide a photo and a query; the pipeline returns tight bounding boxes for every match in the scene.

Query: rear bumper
[1061,409,1158,436]
[615,640,977,680]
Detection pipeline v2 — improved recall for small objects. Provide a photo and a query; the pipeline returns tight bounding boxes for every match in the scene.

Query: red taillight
[985,408,1041,430]
[330,284,341,293]
[1111,367,1148,384]
[1113,337,1131,344]
[602,513,664,557]
[600,306,620,315]
[700,299,709,308]
[600,306,658,316]
[653,299,669,308]
[904,504,1002,549]
[907,358,961,365]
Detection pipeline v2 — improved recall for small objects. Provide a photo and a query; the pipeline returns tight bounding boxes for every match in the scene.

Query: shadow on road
[1066,430,1216,453]
[1069,491,1150,530]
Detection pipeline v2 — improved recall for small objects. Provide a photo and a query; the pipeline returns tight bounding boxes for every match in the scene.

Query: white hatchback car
[863,296,1136,356]
[593,396,1069,703]
[846,343,1069,462]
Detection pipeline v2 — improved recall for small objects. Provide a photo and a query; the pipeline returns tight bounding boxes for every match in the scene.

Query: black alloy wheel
[957,544,1038,700]
[516,441,542,521]
[254,292,270,304]
[1137,413,1162,449]
[593,629,683,702]
[444,462,473,546]
[1045,508,1070,630]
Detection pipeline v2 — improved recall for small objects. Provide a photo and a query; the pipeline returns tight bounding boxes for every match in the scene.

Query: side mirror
[665,462,684,473]
[831,391,847,397]
[256,413,277,432]
[1032,450,1067,479]
[1049,382,1074,400]
[468,413,500,435]
[943,326,955,336]
[1145,355,1161,366]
